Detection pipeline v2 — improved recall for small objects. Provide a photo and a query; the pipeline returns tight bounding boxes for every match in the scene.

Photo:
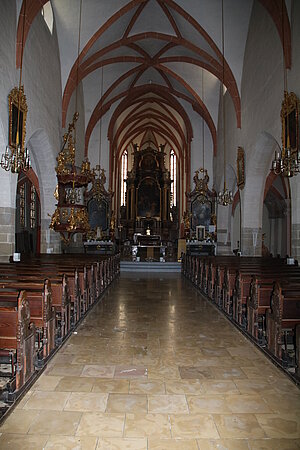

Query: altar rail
[182,254,300,383]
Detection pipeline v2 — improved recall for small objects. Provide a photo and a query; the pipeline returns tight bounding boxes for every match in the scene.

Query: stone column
[241,227,262,256]
[292,224,300,261]
[0,207,15,261]
[40,218,61,254]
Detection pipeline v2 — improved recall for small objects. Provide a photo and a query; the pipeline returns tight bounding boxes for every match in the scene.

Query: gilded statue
[110,210,116,231]
[183,210,191,229]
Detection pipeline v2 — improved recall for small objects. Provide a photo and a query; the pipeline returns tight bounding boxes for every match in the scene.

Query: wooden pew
[0,291,35,391]
[266,281,300,366]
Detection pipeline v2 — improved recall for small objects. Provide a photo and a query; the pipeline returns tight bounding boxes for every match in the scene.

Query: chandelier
[218,0,232,206]
[1,0,30,173]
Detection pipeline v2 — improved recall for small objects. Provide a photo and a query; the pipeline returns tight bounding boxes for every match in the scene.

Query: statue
[110,210,116,231]
[182,210,191,230]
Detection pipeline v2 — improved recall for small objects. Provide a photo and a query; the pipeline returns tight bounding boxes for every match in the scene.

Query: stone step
[120,261,181,272]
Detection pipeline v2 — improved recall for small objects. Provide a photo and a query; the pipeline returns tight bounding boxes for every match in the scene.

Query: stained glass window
[121,149,128,206]
[19,184,25,227]
[30,185,36,228]
[170,149,176,207]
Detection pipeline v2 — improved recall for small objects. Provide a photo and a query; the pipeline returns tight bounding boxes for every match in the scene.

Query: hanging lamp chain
[218,0,233,205]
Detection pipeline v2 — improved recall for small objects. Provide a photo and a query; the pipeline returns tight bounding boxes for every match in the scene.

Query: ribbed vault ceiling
[17,0,292,166]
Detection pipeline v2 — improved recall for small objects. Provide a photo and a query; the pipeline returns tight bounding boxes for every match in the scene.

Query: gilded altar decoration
[1,86,31,173]
[193,168,209,203]
[281,91,299,151]
[8,86,28,151]
[272,92,300,177]
[183,210,191,229]
[237,147,245,189]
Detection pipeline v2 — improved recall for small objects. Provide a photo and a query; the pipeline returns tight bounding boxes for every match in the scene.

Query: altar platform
[120,261,181,272]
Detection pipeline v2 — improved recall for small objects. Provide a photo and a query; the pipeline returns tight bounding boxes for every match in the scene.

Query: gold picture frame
[8,86,27,150]
[281,91,299,151]
[237,147,245,189]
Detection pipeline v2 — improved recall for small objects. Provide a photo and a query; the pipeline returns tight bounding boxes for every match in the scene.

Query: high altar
[121,144,174,242]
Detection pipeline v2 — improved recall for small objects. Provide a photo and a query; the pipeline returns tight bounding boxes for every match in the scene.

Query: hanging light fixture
[218,0,233,206]
[271,0,300,177]
[92,66,107,203]
[1,0,31,173]
[194,69,210,204]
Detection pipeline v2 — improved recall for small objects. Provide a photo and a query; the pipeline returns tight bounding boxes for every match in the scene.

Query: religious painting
[8,86,27,149]
[237,147,245,189]
[88,198,108,231]
[281,91,299,150]
[191,198,211,230]
[137,177,160,217]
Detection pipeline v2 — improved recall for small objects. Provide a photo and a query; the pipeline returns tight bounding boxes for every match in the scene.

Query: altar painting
[191,199,211,230]
[88,198,108,230]
[137,178,160,217]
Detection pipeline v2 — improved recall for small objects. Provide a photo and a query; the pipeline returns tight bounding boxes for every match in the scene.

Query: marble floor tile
[28,410,82,435]
[31,375,62,391]
[148,438,199,449]
[148,394,189,413]
[55,376,95,392]
[96,438,147,449]
[225,394,273,414]
[196,439,249,449]
[21,390,70,411]
[201,380,239,395]
[213,414,266,438]
[0,434,49,449]
[170,413,219,439]
[92,379,129,393]
[106,393,148,413]
[129,380,165,394]
[64,392,108,412]
[45,435,98,449]
[114,366,147,379]
[81,365,115,378]
[46,363,84,377]
[165,380,203,395]
[255,413,300,438]
[187,394,231,413]
[0,409,40,434]
[76,412,125,437]
[179,366,215,380]
[248,438,300,449]
[124,413,171,438]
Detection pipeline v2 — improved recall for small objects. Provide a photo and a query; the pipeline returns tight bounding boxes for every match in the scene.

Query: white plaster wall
[213,0,300,256]
[0,1,62,256]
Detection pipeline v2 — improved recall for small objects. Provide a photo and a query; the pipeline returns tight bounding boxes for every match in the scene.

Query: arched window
[41,1,54,34]
[170,149,176,207]
[16,172,40,255]
[121,149,128,206]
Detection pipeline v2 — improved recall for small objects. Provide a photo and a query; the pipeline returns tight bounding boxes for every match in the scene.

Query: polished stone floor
[0,273,300,449]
